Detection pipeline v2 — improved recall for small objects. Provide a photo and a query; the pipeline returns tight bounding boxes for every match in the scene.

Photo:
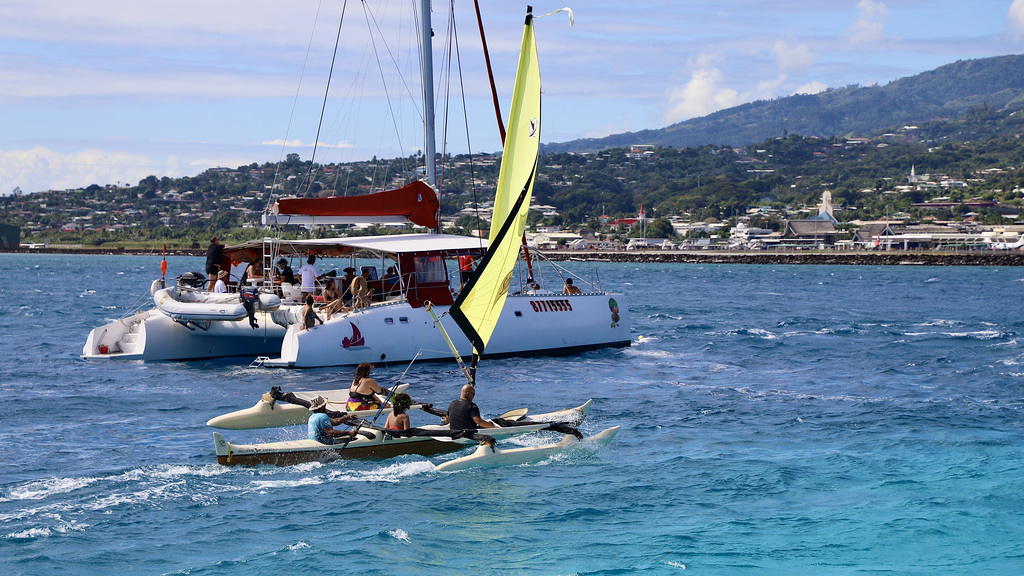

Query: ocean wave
[712,327,779,340]
[902,330,1005,340]
[3,475,102,502]
[388,528,411,542]
[2,515,89,541]
[247,476,324,491]
[325,460,435,483]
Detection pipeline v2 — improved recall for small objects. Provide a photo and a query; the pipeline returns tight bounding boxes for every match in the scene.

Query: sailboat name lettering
[529,300,573,312]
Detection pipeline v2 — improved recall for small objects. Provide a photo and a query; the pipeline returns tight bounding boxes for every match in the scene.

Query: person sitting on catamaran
[347,362,383,411]
[300,295,323,330]
[447,384,496,429]
[307,396,359,444]
[213,270,229,293]
[385,393,413,430]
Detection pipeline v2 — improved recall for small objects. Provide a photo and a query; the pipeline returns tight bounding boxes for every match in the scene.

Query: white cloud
[260,139,354,149]
[582,121,634,140]
[663,55,741,124]
[663,53,794,125]
[0,147,187,194]
[794,81,829,95]
[772,40,814,72]
[848,0,889,44]
[1010,0,1024,32]
[755,75,788,97]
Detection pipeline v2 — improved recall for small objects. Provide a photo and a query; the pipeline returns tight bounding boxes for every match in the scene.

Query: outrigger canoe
[212,400,592,467]
[206,385,412,430]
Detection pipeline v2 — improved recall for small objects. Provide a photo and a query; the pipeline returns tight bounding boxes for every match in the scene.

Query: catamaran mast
[420,0,438,221]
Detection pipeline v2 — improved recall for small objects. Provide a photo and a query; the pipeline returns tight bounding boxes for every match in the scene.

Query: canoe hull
[212,400,593,467]
[206,385,411,429]
[435,425,620,471]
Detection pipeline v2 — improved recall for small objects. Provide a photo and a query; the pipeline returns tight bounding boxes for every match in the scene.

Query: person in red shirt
[458,254,476,290]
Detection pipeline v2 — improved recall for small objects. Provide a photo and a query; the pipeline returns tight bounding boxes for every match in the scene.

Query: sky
[3,0,1024,195]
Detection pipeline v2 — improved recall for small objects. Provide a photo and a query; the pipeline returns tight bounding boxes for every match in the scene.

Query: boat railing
[514,250,603,294]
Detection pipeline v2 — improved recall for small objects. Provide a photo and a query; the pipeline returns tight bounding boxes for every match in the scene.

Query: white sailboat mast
[420,0,436,190]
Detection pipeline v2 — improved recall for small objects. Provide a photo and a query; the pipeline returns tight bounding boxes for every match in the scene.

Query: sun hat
[308,396,327,411]
[217,270,228,278]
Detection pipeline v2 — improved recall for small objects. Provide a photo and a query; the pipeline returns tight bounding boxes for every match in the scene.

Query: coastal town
[3,126,1024,264]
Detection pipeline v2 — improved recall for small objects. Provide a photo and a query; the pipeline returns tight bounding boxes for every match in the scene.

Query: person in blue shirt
[307,396,359,444]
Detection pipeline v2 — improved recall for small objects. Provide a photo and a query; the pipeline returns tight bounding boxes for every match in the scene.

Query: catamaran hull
[82,307,291,361]
[262,292,630,368]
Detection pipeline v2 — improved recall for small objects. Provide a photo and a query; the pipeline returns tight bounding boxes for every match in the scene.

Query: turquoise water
[1,254,1023,574]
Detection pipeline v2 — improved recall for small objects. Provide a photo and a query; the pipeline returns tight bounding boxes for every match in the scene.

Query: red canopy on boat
[274,181,439,229]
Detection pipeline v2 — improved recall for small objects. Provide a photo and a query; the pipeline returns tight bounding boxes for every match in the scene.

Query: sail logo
[529,117,538,138]
[494,271,514,305]
[342,322,365,348]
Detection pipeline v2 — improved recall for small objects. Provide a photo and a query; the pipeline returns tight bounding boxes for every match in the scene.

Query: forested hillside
[544,54,1024,153]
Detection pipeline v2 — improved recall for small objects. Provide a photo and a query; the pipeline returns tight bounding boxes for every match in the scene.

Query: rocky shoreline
[5,246,1024,266]
[539,250,1024,266]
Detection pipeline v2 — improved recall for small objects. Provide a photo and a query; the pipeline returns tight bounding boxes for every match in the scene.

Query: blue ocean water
[1,253,1023,575]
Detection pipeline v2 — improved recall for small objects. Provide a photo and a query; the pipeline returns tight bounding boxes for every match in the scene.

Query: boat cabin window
[413,255,446,284]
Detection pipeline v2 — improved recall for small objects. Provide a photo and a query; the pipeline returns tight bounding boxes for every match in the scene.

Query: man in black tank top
[447,384,496,430]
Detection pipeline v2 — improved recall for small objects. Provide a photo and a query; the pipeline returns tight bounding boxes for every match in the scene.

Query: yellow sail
[450,8,540,355]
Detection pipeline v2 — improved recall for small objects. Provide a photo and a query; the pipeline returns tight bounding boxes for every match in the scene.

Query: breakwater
[540,250,1024,266]
[5,246,1024,266]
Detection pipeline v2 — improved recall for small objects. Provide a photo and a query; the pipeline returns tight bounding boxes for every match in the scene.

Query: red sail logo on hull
[342,322,365,348]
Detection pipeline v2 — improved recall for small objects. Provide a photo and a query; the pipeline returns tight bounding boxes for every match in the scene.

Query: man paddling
[307,396,359,444]
[446,384,496,430]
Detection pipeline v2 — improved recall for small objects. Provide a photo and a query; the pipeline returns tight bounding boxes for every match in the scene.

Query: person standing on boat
[347,362,383,411]
[563,278,582,294]
[447,384,496,430]
[205,237,224,291]
[213,270,229,293]
[307,396,358,444]
[298,255,323,298]
[340,267,358,305]
[458,254,476,290]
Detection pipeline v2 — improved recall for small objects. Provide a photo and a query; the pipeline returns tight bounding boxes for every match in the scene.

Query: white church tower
[818,190,837,223]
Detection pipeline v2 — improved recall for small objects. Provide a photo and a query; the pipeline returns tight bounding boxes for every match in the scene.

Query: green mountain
[544,54,1024,153]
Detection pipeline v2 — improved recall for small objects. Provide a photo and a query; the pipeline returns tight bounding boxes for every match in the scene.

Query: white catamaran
[82,2,630,367]
[212,6,618,469]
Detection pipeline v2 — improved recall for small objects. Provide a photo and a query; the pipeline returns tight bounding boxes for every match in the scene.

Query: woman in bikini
[320,278,346,320]
[300,294,322,330]
[347,362,383,411]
